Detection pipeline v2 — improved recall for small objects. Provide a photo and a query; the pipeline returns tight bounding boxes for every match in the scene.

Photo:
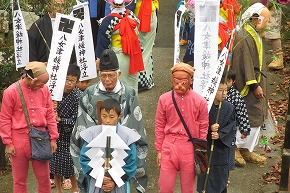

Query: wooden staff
[202,33,234,193]
[104,136,111,193]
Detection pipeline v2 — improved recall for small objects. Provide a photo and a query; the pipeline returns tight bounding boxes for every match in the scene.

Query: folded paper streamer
[86,125,129,188]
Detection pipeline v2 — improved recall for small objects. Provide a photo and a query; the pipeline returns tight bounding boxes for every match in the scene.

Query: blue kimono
[197,101,236,193]
[80,124,140,193]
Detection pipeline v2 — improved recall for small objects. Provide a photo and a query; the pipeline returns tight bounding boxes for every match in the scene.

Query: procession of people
[0,0,289,193]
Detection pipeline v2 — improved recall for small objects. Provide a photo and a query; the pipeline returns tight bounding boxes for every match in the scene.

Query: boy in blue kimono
[79,98,140,193]
[197,81,236,193]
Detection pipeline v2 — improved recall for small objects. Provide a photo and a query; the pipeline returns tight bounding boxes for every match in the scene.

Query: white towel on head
[241,3,265,26]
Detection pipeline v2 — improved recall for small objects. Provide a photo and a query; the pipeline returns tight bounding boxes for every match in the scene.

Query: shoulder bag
[171,90,208,175]
[16,81,53,161]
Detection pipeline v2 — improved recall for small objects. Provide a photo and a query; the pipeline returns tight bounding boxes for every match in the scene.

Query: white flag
[173,4,187,65]
[193,0,219,95]
[46,13,81,101]
[13,0,29,69]
[71,2,97,81]
[202,45,229,111]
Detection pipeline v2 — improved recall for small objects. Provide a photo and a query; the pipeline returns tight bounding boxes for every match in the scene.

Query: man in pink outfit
[0,61,59,193]
[155,62,209,193]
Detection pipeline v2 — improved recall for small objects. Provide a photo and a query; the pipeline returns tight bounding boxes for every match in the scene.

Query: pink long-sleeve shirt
[0,79,59,146]
[154,89,209,152]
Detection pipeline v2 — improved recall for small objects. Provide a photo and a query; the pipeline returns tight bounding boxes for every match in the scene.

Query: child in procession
[79,98,140,193]
[197,79,236,193]
[77,79,91,92]
[49,64,83,193]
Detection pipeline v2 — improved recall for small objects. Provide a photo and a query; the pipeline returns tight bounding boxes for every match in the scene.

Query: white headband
[241,3,265,26]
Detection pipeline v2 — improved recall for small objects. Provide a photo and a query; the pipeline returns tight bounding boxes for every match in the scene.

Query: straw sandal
[240,149,267,164]
[235,149,246,167]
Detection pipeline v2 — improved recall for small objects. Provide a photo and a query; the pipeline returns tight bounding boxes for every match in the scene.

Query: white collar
[99,80,122,93]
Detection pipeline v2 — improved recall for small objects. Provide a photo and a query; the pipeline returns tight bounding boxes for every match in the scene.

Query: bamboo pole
[202,32,234,192]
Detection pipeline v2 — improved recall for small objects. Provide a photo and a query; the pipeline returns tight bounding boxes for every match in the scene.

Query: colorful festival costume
[135,0,159,90]
[95,7,144,92]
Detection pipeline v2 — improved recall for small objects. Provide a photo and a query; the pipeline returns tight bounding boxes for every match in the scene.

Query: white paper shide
[86,125,130,188]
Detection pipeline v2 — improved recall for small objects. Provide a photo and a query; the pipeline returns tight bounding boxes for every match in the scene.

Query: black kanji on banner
[13,0,19,10]
[58,17,75,33]
[176,10,182,28]
[73,8,84,20]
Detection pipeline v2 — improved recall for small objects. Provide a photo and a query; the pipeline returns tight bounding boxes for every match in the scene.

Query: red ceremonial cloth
[219,22,230,50]
[138,0,152,32]
[110,10,144,74]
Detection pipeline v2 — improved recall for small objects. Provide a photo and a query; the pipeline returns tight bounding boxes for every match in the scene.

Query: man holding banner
[28,0,76,64]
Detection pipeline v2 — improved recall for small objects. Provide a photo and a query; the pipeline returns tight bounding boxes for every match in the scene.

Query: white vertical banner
[173,4,186,65]
[193,0,219,95]
[12,0,29,70]
[47,13,81,101]
[71,2,97,81]
[202,45,229,111]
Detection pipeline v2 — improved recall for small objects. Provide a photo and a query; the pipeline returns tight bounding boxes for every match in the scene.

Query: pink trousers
[158,134,195,193]
[10,130,50,193]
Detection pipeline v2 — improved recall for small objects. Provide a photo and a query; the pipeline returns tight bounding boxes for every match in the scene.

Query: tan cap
[24,62,47,78]
[171,62,195,77]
